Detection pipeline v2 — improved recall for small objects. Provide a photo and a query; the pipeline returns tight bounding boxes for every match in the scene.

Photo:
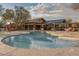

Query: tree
[0,17,5,27]
[0,5,4,16]
[0,5,5,27]
[71,3,79,10]
[64,16,72,23]
[15,6,31,22]
[2,9,14,21]
[2,6,31,30]
[14,6,31,30]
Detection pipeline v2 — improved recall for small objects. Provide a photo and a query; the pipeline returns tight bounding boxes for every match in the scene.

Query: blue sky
[0,3,79,22]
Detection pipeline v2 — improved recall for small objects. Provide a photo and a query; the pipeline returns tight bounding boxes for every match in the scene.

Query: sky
[0,3,79,22]
[1,3,37,9]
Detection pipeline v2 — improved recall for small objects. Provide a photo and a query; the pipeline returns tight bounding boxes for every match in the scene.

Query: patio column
[54,23,55,30]
[41,24,44,31]
[28,24,29,30]
[33,23,35,30]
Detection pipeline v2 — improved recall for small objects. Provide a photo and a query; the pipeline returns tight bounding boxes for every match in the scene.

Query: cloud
[29,3,79,21]
[70,3,79,10]
[30,3,64,19]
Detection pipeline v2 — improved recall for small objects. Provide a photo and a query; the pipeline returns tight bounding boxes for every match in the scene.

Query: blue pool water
[1,31,79,48]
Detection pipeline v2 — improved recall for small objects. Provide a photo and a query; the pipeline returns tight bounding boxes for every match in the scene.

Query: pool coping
[46,31,79,41]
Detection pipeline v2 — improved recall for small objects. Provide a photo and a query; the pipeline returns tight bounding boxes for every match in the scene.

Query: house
[24,18,46,30]
[3,17,79,31]
[45,19,67,30]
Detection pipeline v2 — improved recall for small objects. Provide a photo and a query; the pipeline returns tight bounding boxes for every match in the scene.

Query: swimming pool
[1,31,79,48]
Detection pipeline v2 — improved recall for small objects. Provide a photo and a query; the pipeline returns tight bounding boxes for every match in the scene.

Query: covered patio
[24,18,46,30]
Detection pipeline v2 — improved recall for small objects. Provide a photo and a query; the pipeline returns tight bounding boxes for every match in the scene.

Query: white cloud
[29,3,79,21]
[30,3,64,19]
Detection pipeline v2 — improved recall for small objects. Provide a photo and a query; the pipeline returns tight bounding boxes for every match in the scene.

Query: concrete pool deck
[0,31,79,56]
[46,31,79,40]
